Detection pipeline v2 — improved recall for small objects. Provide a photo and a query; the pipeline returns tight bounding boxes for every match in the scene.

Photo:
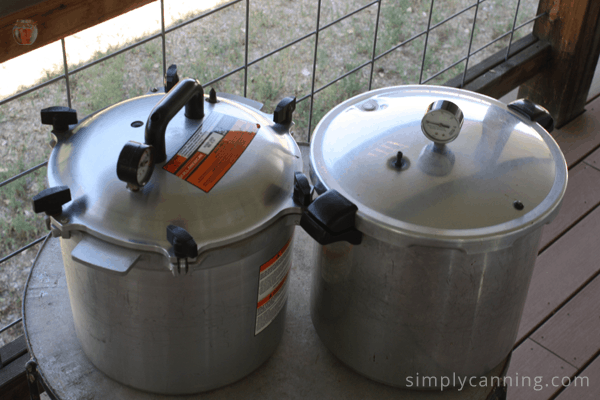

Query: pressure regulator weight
[116,141,155,191]
[421,100,464,144]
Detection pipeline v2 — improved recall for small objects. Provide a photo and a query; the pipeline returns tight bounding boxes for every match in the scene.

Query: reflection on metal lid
[309,85,568,245]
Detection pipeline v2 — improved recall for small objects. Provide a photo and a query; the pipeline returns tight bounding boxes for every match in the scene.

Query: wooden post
[444,34,551,100]
[518,0,600,128]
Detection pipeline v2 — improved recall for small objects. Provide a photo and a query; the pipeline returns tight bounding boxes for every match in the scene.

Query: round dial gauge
[116,141,155,190]
[136,148,152,184]
[421,100,464,144]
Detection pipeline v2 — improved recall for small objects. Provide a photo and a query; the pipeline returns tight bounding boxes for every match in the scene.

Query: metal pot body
[32,80,304,394]
[310,227,542,388]
[303,86,568,389]
[60,217,295,395]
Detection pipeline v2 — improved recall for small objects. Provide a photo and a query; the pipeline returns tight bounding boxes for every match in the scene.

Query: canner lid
[309,86,568,250]
[48,92,301,256]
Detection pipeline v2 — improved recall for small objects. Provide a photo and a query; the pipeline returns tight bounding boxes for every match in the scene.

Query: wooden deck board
[508,89,600,399]
[554,355,600,400]
[530,274,600,369]
[583,146,600,169]
[550,96,600,168]
[538,163,600,250]
[506,339,577,400]
[516,196,600,342]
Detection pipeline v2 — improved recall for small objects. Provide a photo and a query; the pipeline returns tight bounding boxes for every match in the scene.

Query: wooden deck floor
[502,94,600,400]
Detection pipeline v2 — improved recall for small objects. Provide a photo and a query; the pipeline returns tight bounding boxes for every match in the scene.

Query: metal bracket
[170,258,190,276]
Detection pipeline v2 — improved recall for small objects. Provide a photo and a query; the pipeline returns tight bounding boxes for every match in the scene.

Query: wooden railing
[0,0,153,64]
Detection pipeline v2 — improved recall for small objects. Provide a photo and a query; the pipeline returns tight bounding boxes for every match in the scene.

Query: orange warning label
[164,154,187,173]
[163,112,259,192]
[260,240,291,273]
[186,129,255,192]
[255,238,293,335]
[257,273,288,309]
[176,151,206,180]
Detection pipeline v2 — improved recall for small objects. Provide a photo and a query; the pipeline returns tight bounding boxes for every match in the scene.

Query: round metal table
[23,230,508,399]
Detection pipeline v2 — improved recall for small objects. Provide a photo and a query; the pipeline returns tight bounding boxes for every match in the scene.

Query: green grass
[0,147,50,251]
[8,0,527,143]
[82,53,127,115]
[296,67,368,141]
[0,0,534,214]
[378,0,423,54]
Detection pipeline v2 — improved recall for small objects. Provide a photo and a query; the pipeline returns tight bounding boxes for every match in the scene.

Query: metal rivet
[131,121,143,128]
[513,200,524,210]
[361,100,377,111]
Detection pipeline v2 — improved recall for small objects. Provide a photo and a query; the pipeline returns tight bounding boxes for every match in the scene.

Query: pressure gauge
[421,100,464,144]
[116,141,155,191]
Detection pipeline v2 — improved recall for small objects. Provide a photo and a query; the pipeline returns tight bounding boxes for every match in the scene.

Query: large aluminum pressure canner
[299,86,568,389]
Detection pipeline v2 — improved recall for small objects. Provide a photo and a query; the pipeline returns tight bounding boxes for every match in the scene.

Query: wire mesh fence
[0,0,543,342]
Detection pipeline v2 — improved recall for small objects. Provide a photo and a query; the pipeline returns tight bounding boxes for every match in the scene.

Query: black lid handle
[32,186,71,216]
[508,99,554,133]
[145,78,204,163]
[300,190,362,245]
[166,225,198,259]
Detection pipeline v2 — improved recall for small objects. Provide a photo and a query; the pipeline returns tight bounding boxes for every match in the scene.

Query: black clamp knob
[273,97,296,125]
[300,190,362,245]
[507,99,554,133]
[167,225,198,259]
[41,107,78,132]
[164,64,180,93]
[32,186,71,216]
[293,172,313,207]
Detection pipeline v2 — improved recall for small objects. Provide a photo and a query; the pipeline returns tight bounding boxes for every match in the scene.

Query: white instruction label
[198,132,223,154]
[255,238,293,335]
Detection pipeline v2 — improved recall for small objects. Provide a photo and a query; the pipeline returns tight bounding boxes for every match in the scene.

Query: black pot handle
[507,99,554,133]
[145,78,204,163]
[294,172,362,246]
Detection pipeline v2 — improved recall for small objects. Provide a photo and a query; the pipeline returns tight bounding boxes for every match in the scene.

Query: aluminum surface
[23,227,510,400]
[307,87,567,388]
[310,228,542,388]
[47,93,302,259]
[38,91,303,394]
[310,85,567,253]
[57,219,294,394]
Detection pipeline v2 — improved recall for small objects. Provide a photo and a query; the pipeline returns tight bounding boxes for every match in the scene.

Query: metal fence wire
[0,0,545,334]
